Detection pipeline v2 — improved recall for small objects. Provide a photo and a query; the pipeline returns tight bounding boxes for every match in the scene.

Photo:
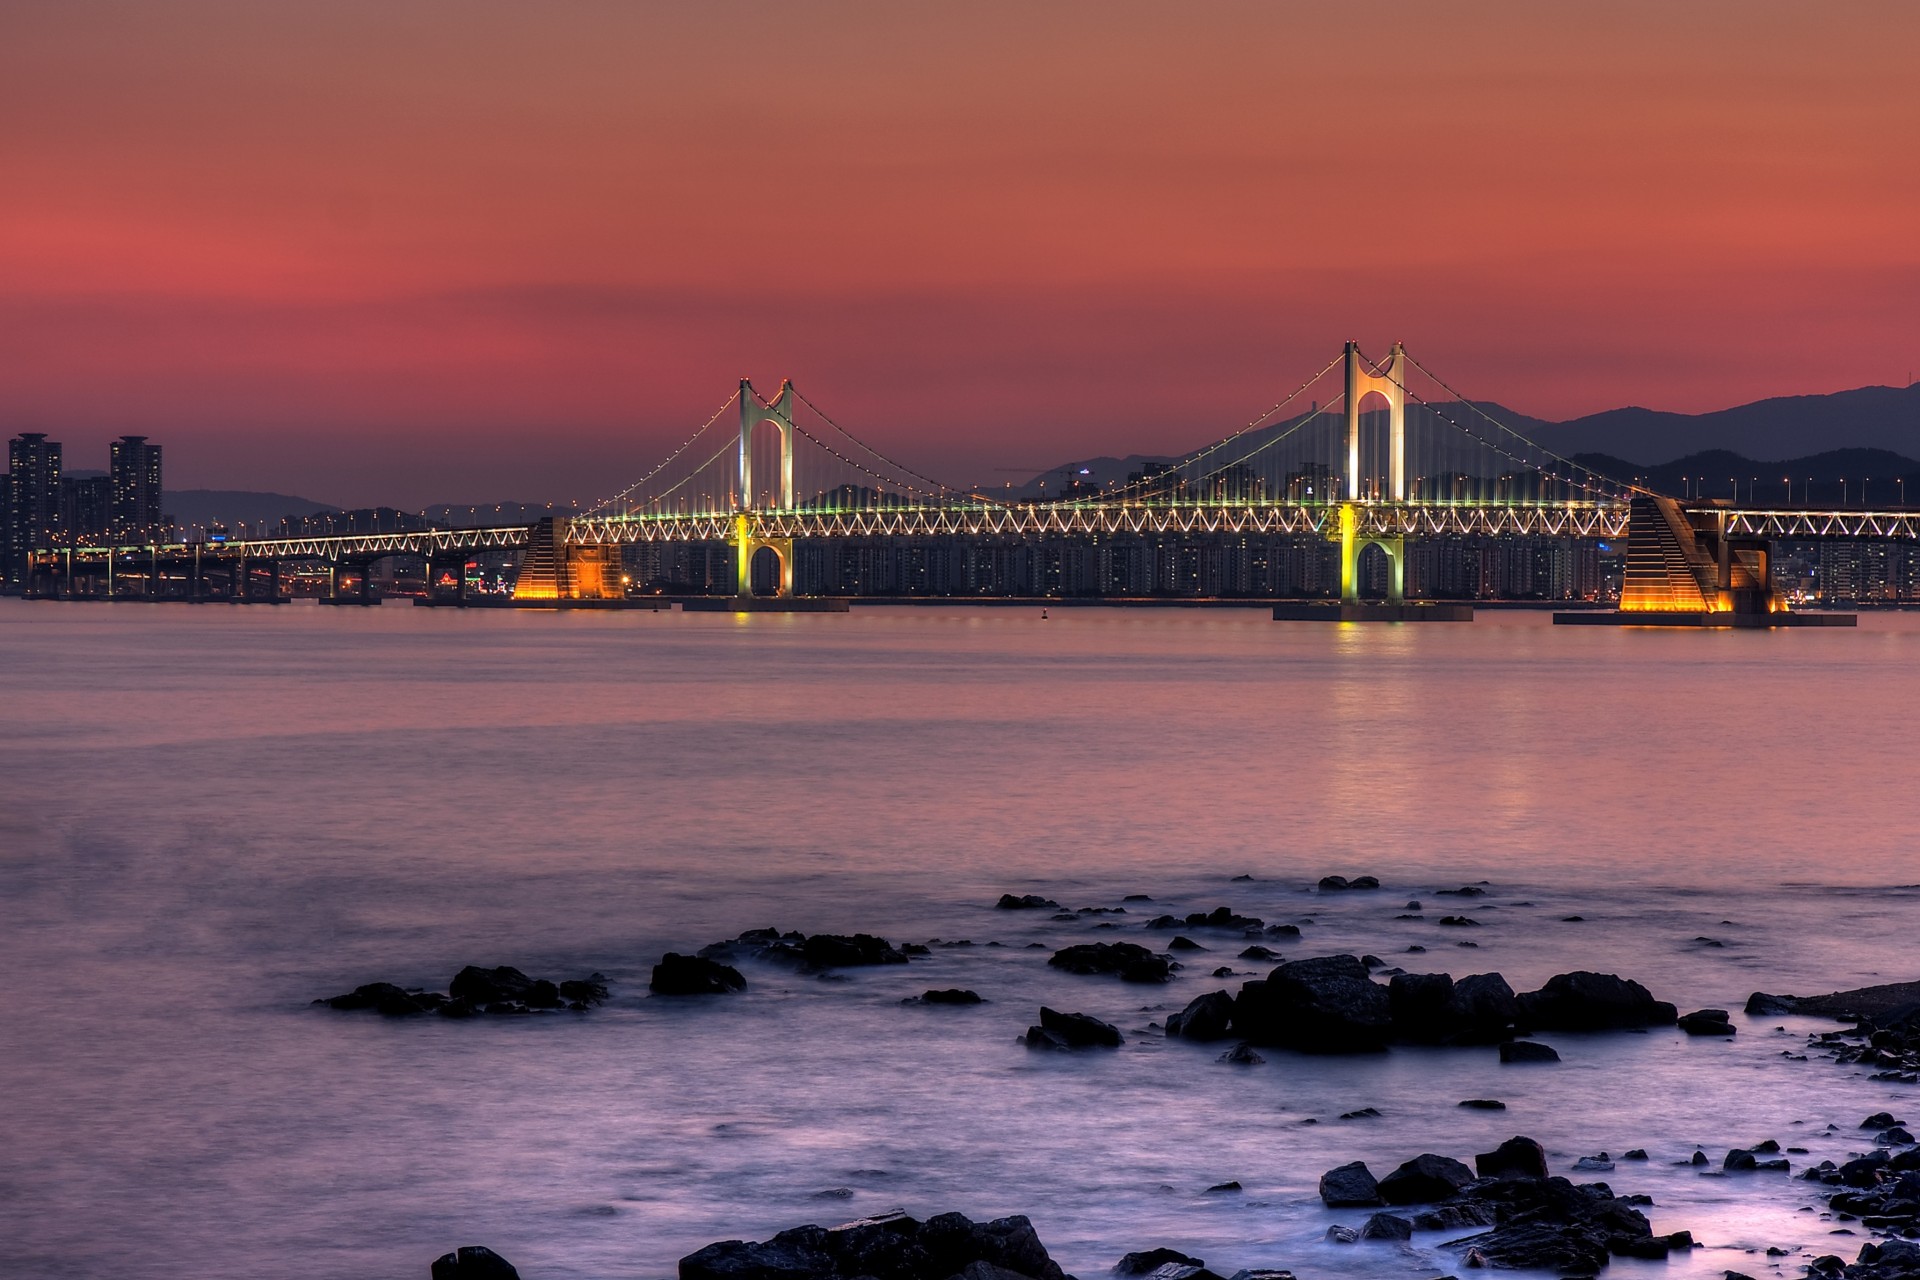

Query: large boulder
[432,1246,520,1280]
[1234,955,1392,1053]
[651,953,747,996]
[1377,1153,1476,1205]
[1166,991,1235,1041]
[1476,1136,1549,1180]
[1319,1161,1383,1207]
[1388,971,1519,1042]
[1026,1007,1124,1050]
[1048,942,1172,983]
[1517,971,1677,1031]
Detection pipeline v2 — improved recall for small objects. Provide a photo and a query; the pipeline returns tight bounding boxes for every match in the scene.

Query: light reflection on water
[2,601,1917,1279]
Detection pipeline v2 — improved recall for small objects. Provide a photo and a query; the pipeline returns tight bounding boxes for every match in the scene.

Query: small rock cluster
[316,965,608,1017]
[1165,955,1675,1054]
[1319,1138,1692,1272]
[1802,1112,1920,1245]
[699,927,919,971]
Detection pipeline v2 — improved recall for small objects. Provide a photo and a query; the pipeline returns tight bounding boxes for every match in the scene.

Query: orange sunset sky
[3,1,1917,507]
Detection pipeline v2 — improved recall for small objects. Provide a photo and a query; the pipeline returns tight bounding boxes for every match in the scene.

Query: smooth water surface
[2,601,1916,1279]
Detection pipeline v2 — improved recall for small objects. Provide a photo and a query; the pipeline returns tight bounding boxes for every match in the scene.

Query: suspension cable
[585,390,741,515]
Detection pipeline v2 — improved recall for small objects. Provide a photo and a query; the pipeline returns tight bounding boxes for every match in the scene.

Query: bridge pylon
[739,378,797,512]
[1345,340,1406,502]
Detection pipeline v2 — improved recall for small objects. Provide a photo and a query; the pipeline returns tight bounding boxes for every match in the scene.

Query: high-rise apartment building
[4,433,62,588]
[110,434,163,543]
[59,475,113,544]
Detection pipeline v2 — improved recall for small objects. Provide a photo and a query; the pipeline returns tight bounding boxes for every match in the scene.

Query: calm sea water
[2,600,1916,1280]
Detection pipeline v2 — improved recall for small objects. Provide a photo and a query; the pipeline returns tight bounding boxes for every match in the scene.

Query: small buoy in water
[1041,609,1049,619]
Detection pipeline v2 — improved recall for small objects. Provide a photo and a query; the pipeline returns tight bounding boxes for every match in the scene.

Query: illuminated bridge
[28,343,1918,612]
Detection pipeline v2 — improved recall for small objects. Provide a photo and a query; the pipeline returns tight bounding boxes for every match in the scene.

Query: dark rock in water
[1378,1153,1475,1204]
[651,953,747,996]
[451,965,563,1008]
[432,1245,520,1280]
[1238,945,1281,961]
[1359,1213,1412,1241]
[1679,1009,1737,1036]
[802,934,910,969]
[1437,915,1482,927]
[1561,915,1585,922]
[558,975,610,1007]
[1862,1112,1906,1130]
[1724,1149,1791,1172]
[1210,967,1233,978]
[1348,875,1381,890]
[997,894,1060,910]
[1746,980,1920,1020]
[1323,1226,1359,1244]
[1340,1107,1381,1120]
[812,1188,855,1199]
[1875,1125,1915,1145]
[1234,954,1392,1053]
[1518,971,1677,1031]
[901,943,931,956]
[1114,1248,1204,1276]
[1025,1006,1123,1050]
[1319,1160,1383,1207]
[1048,942,1172,984]
[1264,924,1302,939]
[1217,1042,1264,1065]
[1168,936,1208,952]
[1203,1180,1242,1194]
[1183,906,1264,931]
[681,1210,1069,1280]
[1166,991,1235,1042]
[1318,875,1351,891]
[908,989,983,1005]
[1622,1148,1648,1160]
[321,981,429,1015]
[1499,1040,1560,1063]
[1360,954,1386,969]
[1477,1136,1549,1180]
[1572,1154,1615,1172]
[1460,1098,1507,1110]
[1388,971,1518,1044]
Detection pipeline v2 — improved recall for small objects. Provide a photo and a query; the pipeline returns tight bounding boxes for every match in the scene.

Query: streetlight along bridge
[26,343,1914,617]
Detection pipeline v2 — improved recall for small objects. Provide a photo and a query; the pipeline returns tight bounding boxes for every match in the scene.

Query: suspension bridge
[25,342,1912,617]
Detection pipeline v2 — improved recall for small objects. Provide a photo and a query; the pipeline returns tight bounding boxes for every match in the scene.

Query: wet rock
[1114,1249,1204,1276]
[1724,1149,1790,1172]
[1168,937,1207,952]
[997,894,1060,910]
[1679,1009,1737,1036]
[1319,1160,1383,1207]
[1572,1154,1615,1172]
[1460,1098,1507,1110]
[1411,1201,1499,1231]
[1025,1007,1123,1050]
[1863,1112,1907,1130]
[558,975,610,1007]
[1264,924,1302,939]
[681,1210,1070,1280]
[1209,967,1233,978]
[1359,1213,1412,1241]
[1234,955,1392,1053]
[1166,991,1235,1042]
[1348,875,1381,890]
[1622,1149,1648,1160]
[1217,1042,1264,1065]
[1203,1181,1242,1194]
[907,989,983,1005]
[651,953,747,996]
[803,934,910,969]
[1183,907,1264,931]
[451,965,563,1008]
[1340,1107,1382,1120]
[1389,971,1518,1044]
[432,1245,520,1280]
[1318,876,1351,891]
[1517,971,1677,1031]
[1238,945,1281,961]
[1436,885,1488,897]
[1476,1136,1549,1180]
[320,981,431,1015]
[1323,1226,1359,1244]
[1048,942,1172,984]
[1499,1040,1560,1063]
[1378,1153,1476,1204]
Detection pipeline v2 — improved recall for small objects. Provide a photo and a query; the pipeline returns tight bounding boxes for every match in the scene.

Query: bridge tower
[736,379,798,597]
[1337,341,1408,602]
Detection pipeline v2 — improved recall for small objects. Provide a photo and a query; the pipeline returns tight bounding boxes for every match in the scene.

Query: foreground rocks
[652,953,747,996]
[1163,955,1675,1055]
[1048,942,1172,984]
[317,966,608,1017]
[1778,990,1920,1084]
[680,1210,1072,1280]
[1318,1141,1690,1273]
[1025,1007,1123,1050]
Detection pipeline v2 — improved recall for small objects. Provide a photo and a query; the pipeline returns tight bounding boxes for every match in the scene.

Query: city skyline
[4,3,1918,508]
